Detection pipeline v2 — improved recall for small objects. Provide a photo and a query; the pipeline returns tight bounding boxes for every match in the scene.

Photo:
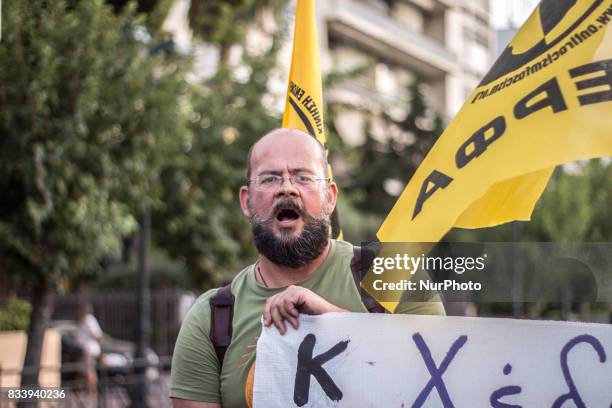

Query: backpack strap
[209,283,234,367]
[210,245,384,366]
[351,245,386,313]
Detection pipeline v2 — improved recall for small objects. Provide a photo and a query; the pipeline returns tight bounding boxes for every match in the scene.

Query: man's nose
[276,177,299,197]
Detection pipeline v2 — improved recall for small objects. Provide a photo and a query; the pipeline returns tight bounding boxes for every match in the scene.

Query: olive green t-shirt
[170,240,445,407]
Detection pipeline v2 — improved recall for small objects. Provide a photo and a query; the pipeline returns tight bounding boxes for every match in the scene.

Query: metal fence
[0,356,172,408]
[53,290,195,357]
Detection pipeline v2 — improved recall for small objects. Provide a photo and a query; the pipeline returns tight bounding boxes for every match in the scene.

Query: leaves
[0,300,32,331]
[448,160,612,242]
[328,79,445,241]
[0,0,188,283]
[153,61,283,288]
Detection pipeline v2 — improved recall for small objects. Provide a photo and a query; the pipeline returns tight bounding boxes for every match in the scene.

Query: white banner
[253,313,612,407]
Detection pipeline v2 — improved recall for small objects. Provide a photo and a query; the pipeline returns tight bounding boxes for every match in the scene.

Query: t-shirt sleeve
[86,315,103,338]
[394,297,446,315]
[170,290,222,403]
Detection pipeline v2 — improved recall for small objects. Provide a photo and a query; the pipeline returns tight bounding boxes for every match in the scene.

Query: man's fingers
[262,286,343,335]
[289,316,299,330]
[262,287,319,334]
[270,305,286,335]
[263,303,270,326]
[263,296,275,326]
[283,296,300,318]
[279,298,300,330]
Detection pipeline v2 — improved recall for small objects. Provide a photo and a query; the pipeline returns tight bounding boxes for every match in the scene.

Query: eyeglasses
[248,174,330,191]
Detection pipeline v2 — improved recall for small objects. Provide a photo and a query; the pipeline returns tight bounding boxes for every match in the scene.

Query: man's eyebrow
[256,167,315,176]
[290,167,315,174]
[255,170,283,176]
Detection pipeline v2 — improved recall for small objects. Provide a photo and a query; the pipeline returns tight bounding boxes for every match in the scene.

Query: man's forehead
[250,129,324,173]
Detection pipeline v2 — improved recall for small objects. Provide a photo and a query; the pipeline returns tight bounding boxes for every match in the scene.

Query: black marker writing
[293,333,349,407]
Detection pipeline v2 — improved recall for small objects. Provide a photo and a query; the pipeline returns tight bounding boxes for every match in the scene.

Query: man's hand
[263,285,347,334]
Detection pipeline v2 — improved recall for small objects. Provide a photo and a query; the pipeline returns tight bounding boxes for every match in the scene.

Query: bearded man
[170,128,445,408]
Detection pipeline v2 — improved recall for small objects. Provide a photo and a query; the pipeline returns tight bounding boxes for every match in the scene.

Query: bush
[0,299,31,331]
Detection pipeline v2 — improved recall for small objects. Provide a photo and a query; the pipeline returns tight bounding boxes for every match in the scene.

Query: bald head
[246,128,328,181]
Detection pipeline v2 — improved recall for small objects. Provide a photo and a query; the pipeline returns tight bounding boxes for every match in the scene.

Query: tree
[328,80,445,241]
[188,0,286,63]
[583,160,612,241]
[153,22,288,288]
[446,160,612,319]
[448,160,612,242]
[0,0,188,393]
[105,0,175,34]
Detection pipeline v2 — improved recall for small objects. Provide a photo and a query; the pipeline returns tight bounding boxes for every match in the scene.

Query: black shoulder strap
[209,284,234,367]
[210,245,384,366]
[351,245,386,313]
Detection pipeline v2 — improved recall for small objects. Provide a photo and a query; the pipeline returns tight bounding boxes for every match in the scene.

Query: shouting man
[170,128,445,408]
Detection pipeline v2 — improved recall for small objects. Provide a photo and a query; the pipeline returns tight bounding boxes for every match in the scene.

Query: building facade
[315,0,494,143]
[162,0,495,143]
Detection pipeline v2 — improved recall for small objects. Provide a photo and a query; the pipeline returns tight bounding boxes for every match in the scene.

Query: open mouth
[276,208,300,222]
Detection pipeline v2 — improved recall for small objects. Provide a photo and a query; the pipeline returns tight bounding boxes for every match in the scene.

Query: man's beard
[250,197,330,268]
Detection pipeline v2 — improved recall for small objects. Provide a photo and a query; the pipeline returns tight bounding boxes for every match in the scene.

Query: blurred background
[0,0,610,406]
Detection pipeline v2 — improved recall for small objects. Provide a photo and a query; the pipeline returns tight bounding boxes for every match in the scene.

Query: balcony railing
[326,0,458,76]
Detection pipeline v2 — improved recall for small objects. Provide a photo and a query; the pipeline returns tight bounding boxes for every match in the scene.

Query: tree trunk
[511,222,524,318]
[130,209,151,408]
[219,45,231,66]
[527,302,542,319]
[578,302,590,321]
[18,282,55,408]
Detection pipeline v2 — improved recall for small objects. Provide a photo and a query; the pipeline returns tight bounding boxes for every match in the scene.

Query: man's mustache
[259,198,308,223]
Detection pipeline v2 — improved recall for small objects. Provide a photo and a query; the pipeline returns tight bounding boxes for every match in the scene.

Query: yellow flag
[282,0,343,239]
[377,0,612,244]
[282,0,325,144]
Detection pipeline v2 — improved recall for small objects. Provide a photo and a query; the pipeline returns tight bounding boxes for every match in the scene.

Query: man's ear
[239,186,251,217]
[325,181,338,214]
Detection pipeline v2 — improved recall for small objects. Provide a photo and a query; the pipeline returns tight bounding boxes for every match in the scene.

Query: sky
[489,0,540,29]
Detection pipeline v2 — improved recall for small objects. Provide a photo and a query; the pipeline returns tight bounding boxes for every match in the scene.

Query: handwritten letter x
[411,333,468,408]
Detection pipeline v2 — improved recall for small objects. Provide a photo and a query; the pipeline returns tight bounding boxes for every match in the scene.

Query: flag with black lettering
[378,0,612,244]
[282,0,343,239]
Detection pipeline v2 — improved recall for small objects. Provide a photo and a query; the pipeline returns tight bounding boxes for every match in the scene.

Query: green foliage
[525,167,592,240]
[449,160,612,242]
[153,8,288,288]
[0,0,189,286]
[105,0,175,33]
[524,160,612,241]
[94,249,189,289]
[328,80,445,241]
[188,0,286,49]
[0,299,32,331]
[189,0,253,47]
[585,160,612,241]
